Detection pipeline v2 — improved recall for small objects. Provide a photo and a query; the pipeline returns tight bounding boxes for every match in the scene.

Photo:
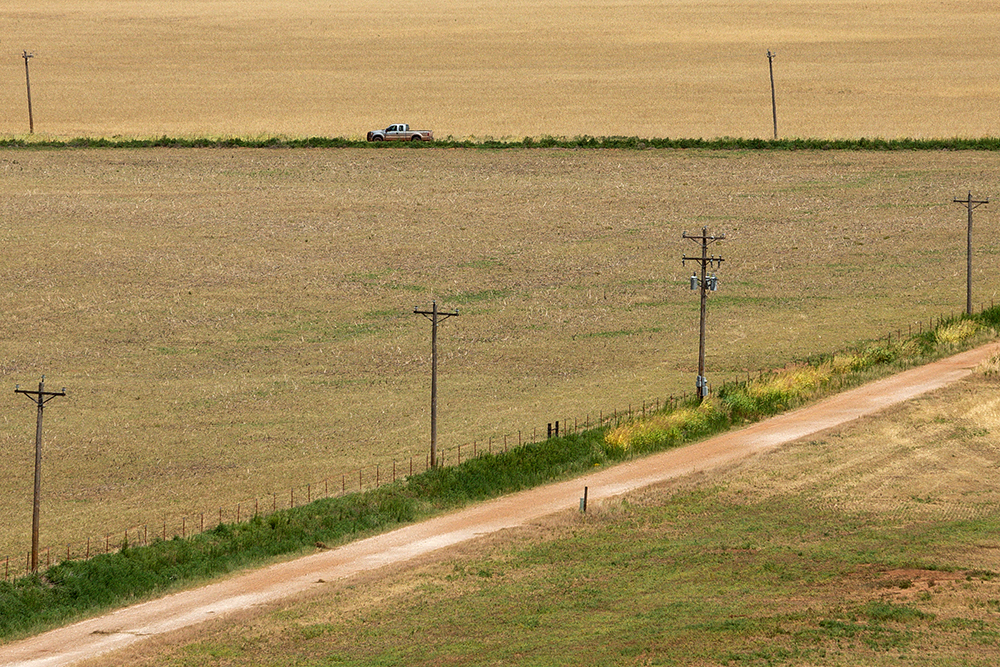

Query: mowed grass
[0,147,998,561]
[1,0,1000,139]
[86,369,1000,667]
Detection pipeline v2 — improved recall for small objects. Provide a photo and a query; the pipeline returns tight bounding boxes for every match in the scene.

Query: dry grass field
[1,0,999,139]
[83,368,1000,666]
[0,146,998,564]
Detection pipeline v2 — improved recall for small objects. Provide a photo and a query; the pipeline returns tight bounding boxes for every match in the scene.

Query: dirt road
[2,343,996,667]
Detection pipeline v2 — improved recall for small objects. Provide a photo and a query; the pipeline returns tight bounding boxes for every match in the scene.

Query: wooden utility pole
[683,227,725,401]
[767,50,777,140]
[15,377,66,572]
[414,301,459,467]
[22,51,35,134]
[953,192,989,314]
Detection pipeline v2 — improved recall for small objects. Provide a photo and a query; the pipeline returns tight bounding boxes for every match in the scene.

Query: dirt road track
[3,343,997,667]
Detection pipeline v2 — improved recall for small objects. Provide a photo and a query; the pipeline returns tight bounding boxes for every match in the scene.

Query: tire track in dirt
[2,342,997,667]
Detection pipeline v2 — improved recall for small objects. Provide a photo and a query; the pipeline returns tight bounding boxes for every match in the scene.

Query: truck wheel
[411,135,421,141]
[373,136,384,141]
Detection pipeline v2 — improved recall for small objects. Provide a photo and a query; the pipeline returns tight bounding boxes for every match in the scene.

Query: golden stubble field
[0,0,999,139]
[0,146,998,559]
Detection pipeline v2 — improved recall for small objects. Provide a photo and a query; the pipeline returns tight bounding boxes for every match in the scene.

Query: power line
[413,301,459,468]
[22,50,35,134]
[683,227,725,401]
[15,376,66,572]
[767,50,777,140]
[953,191,989,314]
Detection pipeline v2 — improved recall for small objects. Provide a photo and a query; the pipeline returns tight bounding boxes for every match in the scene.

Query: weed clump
[605,399,727,455]
[936,319,980,345]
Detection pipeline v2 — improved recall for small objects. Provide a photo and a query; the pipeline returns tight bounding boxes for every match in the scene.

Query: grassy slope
[92,363,1000,667]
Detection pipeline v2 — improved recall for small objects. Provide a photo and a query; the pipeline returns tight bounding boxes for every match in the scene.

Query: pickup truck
[366,124,434,142]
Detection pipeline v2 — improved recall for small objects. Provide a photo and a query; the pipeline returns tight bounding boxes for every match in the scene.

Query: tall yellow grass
[1,0,999,139]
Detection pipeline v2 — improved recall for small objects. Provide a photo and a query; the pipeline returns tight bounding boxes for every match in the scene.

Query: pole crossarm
[414,306,459,321]
[15,385,66,405]
[953,192,990,209]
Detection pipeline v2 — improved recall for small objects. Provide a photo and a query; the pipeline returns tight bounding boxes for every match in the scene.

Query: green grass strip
[2,135,1000,150]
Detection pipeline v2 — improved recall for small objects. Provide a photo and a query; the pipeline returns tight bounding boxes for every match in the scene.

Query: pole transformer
[953,191,989,315]
[15,376,66,572]
[683,227,725,401]
[414,301,459,467]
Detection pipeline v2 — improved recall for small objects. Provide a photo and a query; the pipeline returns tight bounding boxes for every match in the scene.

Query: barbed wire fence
[1,307,989,580]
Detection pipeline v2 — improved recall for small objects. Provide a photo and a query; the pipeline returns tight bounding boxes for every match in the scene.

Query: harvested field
[0,0,999,139]
[0,147,998,560]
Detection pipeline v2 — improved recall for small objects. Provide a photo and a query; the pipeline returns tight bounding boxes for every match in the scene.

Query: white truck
[366,124,434,142]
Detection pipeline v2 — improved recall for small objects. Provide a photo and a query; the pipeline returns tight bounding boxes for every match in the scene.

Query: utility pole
[683,227,725,401]
[15,376,66,572]
[413,301,459,467]
[767,50,777,140]
[22,51,35,134]
[953,191,989,314]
